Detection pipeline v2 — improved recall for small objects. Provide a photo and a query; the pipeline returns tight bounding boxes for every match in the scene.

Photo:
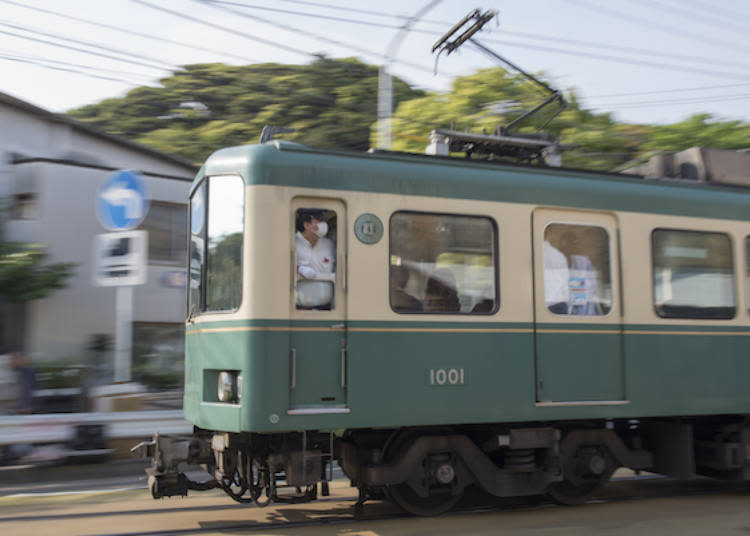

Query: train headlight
[218,371,237,403]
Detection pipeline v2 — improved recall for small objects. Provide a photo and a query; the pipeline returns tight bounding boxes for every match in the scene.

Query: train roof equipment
[429,10,567,166]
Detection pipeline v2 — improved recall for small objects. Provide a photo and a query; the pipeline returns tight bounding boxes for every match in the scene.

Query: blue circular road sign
[97,170,149,231]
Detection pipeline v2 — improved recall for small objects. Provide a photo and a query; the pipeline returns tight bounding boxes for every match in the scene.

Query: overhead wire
[129,0,314,59]
[205,0,750,81]
[0,26,171,72]
[682,0,750,25]
[198,0,449,77]
[0,48,155,81]
[627,0,750,38]
[0,53,148,85]
[587,82,750,100]
[0,0,261,64]
[564,0,750,56]
[273,0,750,72]
[0,20,173,71]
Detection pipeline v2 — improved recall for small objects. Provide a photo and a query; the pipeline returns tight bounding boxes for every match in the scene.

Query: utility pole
[377,0,442,150]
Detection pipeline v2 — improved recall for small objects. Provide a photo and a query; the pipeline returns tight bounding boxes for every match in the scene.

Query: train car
[137,140,750,515]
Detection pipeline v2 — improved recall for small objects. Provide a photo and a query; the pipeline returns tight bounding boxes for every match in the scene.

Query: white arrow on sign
[101,181,143,219]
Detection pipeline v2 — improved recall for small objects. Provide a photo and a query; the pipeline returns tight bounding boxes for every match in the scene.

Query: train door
[288,198,349,414]
[532,209,626,404]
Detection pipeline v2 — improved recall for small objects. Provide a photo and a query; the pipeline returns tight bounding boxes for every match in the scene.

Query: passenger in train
[568,254,602,315]
[390,264,422,312]
[543,239,570,314]
[425,269,460,312]
[295,209,335,309]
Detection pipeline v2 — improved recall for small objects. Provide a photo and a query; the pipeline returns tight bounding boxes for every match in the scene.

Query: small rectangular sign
[92,230,148,287]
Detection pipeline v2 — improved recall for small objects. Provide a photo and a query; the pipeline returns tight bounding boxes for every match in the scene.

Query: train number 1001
[428,368,465,386]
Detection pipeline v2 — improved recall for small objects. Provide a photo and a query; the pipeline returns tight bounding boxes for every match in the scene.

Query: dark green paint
[183,319,750,433]
[536,331,624,402]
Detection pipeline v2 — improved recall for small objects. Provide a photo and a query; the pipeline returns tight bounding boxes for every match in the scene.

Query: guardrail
[0,410,191,445]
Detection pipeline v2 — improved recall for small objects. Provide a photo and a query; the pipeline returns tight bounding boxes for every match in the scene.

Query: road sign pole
[114,285,134,382]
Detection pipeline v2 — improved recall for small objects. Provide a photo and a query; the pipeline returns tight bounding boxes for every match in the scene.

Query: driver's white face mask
[314,221,328,238]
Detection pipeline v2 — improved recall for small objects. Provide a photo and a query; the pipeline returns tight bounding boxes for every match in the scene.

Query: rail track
[2,474,749,536]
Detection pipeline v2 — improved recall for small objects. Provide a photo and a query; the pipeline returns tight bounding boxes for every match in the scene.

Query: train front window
[188,175,244,314]
[652,229,735,319]
[389,212,498,314]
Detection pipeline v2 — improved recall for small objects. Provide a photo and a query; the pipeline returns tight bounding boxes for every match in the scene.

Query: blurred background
[1,0,750,464]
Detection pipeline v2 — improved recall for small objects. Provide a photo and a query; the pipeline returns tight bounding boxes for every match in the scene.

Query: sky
[2,0,750,127]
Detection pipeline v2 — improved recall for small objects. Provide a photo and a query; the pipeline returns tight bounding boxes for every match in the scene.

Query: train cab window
[389,212,497,314]
[652,229,735,319]
[543,224,612,316]
[295,209,337,310]
[188,175,244,314]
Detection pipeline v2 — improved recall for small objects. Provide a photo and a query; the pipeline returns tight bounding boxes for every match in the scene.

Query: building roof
[0,90,198,173]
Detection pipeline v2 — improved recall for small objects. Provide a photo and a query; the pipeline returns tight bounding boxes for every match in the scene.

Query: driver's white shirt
[295,231,335,307]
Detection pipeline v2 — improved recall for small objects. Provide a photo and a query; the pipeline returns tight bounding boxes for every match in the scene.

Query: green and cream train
[140,140,750,515]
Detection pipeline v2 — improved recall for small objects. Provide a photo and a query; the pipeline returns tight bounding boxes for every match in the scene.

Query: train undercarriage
[133,417,750,516]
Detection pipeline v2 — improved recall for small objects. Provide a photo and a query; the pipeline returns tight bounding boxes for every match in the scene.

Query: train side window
[652,229,735,319]
[295,208,337,310]
[543,223,612,316]
[389,212,498,314]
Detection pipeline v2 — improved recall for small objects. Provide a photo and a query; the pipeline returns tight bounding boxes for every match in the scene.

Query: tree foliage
[383,67,750,171]
[0,242,76,303]
[68,60,750,172]
[68,57,424,163]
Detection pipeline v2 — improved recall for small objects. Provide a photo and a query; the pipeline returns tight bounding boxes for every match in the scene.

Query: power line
[683,0,750,25]
[0,53,147,85]
[198,0,750,82]
[274,0,750,72]
[595,92,750,109]
[626,0,750,39]
[493,30,750,72]
[200,0,446,76]
[0,48,155,81]
[478,38,750,82]
[0,26,170,72]
[0,0,260,65]
[129,0,313,59]
[564,0,750,56]
[587,82,750,99]
[0,20,172,71]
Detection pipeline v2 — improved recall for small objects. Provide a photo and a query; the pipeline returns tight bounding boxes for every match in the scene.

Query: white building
[0,91,196,384]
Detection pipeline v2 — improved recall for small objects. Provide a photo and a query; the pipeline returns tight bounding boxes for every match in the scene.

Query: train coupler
[131,432,215,499]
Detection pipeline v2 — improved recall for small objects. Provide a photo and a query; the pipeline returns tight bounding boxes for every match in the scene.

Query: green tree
[68,58,424,163]
[0,242,76,303]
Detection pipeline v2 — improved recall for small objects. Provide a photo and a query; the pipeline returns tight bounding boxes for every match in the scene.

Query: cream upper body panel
[196,183,750,327]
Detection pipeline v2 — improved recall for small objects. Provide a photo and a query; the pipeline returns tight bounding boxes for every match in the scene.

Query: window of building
[652,229,735,319]
[389,211,497,314]
[294,208,337,310]
[10,193,38,220]
[139,201,187,264]
[543,223,612,316]
[132,322,185,390]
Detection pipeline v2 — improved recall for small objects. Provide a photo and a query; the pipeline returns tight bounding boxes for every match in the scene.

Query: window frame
[651,227,736,320]
[388,210,500,316]
[139,200,188,266]
[541,221,615,318]
[188,174,245,316]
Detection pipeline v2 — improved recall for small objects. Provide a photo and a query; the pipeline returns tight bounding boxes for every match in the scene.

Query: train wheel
[548,444,615,505]
[384,431,463,516]
[387,481,463,516]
